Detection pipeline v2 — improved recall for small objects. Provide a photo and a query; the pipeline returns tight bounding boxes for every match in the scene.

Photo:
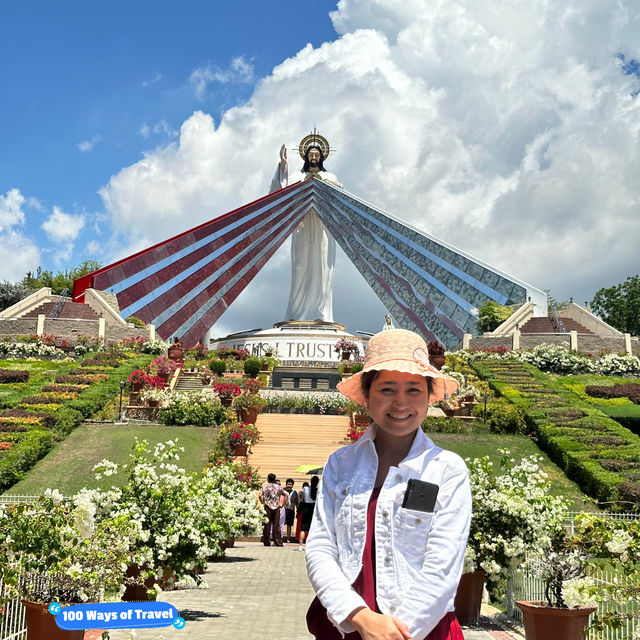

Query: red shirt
[306,487,463,640]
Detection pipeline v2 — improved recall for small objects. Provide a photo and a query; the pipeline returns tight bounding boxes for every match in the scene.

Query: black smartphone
[401,479,439,513]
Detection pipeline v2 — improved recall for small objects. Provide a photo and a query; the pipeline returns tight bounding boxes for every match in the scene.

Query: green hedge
[0,430,56,491]
[471,360,640,510]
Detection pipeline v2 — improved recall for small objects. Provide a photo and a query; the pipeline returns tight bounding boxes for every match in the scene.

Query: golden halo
[298,132,330,160]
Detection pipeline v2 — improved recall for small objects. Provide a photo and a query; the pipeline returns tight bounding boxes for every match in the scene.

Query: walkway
[109,542,524,640]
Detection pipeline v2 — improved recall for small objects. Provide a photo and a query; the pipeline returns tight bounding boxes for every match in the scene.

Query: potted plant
[128,368,147,392]
[140,387,168,408]
[149,355,179,381]
[427,340,446,370]
[516,548,597,640]
[243,357,262,378]
[334,338,359,361]
[457,452,569,625]
[223,421,261,457]
[213,382,242,407]
[0,490,131,639]
[235,389,267,424]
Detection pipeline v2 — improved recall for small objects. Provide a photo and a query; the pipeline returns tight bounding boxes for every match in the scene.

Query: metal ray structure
[73,178,546,349]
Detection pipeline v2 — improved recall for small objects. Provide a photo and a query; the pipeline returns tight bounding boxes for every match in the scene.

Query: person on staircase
[283,478,299,543]
[305,329,471,640]
[258,473,284,547]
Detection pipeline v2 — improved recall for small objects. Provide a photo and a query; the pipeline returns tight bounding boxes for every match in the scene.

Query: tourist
[278,480,288,538]
[298,475,319,551]
[295,481,309,542]
[258,473,284,547]
[283,478,299,543]
[305,329,471,640]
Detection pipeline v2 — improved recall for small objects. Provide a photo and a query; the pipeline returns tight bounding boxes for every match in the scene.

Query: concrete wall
[0,317,148,344]
[457,333,639,356]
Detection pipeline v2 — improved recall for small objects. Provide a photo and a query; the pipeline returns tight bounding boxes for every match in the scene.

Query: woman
[298,475,319,551]
[305,329,471,640]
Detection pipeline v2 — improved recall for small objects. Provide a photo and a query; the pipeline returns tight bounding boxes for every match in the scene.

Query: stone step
[248,413,350,485]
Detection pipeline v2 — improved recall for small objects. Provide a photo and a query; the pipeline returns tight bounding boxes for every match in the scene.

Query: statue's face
[308,148,322,167]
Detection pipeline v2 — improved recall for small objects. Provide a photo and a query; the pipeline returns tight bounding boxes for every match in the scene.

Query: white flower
[606,529,632,556]
[44,488,64,504]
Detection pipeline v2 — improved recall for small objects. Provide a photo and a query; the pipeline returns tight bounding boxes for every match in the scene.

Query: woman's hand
[349,607,412,640]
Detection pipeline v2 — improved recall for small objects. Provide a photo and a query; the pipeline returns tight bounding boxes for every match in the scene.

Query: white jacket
[305,425,471,640]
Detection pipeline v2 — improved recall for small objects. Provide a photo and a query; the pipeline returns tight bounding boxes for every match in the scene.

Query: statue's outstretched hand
[279,144,287,170]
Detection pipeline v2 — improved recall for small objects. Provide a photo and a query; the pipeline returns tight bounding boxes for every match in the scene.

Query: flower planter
[131,381,144,392]
[516,601,595,640]
[220,396,233,408]
[430,354,446,370]
[261,363,269,372]
[454,569,485,625]
[233,443,248,457]
[122,563,157,602]
[239,407,258,424]
[354,414,370,428]
[341,351,351,361]
[22,601,85,640]
[147,399,160,408]
[167,346,183,363]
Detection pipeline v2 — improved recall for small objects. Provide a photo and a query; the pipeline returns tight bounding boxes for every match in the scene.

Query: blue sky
[1,0,336,269]
[2,0,639,338]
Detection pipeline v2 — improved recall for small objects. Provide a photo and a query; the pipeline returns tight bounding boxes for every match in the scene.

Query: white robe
[270,166,340,322]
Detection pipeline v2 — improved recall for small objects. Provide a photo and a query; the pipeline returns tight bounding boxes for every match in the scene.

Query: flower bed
[471,359,640,510]
[0,369,29,383]
[586,383,640,404]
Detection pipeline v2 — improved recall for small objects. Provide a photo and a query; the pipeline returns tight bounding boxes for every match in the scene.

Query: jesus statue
[270,132,343,323]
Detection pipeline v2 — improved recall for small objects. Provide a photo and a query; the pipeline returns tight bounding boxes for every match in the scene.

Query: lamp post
[118,380,126,422]
[483,393,489,425]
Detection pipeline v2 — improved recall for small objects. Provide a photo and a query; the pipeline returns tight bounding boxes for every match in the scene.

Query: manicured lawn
[431,432,596,511]
[4,422,220,496]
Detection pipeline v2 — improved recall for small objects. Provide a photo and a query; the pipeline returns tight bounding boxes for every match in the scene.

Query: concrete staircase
[174,371,207,392]
[520,316,593,334]
[248,413,350,486]
[22,298,100,320]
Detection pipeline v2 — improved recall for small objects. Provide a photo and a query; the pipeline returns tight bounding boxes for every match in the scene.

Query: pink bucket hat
[337,329,459,406]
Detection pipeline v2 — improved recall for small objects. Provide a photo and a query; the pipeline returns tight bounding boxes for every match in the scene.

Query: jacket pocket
[395,506,434,566]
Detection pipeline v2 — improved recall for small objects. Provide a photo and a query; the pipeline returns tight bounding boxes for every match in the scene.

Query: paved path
[109,542,523,640]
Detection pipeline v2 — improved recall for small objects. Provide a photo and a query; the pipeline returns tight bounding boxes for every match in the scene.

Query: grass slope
[4,423,219,496]
[432,432,594,510]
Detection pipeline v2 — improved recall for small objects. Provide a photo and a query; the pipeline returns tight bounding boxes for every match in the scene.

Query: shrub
[125,315,147,327]
[243,357,262,377]
[0,430,56,491]
[158,391,231,426]
[209,359,226,376]
[473,402,527,434]
[0,369,29,383]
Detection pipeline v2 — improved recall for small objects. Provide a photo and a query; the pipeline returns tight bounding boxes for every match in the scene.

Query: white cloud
[99,0,640,335]
[140,120,178,140]
[142,71,163,88]
[189,55,254,99]
[0,188,27,231]
[0,189,40,280]
[77,135,101,153]
[42,206,85,242]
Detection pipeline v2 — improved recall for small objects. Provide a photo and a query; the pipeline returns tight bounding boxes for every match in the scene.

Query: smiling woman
[305,329,471,640]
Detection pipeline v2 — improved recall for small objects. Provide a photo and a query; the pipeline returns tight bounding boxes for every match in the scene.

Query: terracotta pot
[121,563,157,602]
[354,414,370,428]
[220,396,233,408]
[341,351,351,361]
[147,399,160,408]
[131,381,144,392]
[429,354,446,370]
[342,365,352,374]
[454,569,485,625]
[233,443,248,457]
[167,346,183,363]
[22,600,85,640]
[516,601,595,640]
[239,407,258,424]
[261,363,269,371]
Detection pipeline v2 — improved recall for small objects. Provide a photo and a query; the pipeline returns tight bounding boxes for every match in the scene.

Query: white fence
[507,559,639,640]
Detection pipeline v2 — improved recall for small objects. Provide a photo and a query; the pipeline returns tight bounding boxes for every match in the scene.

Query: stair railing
[550,303,566,334]
[48,288,69,319]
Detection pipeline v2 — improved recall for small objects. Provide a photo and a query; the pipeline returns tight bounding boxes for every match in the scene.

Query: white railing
[507,558,639,640]
[0,496,40,504]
